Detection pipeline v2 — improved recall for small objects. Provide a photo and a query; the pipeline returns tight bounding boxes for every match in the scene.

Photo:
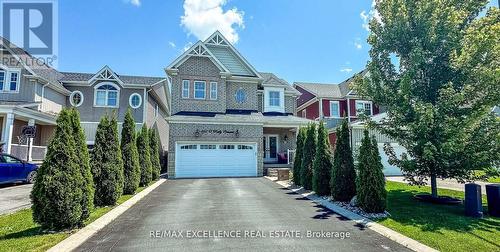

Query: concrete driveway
[76,178,409,252]
[0,183,33,215]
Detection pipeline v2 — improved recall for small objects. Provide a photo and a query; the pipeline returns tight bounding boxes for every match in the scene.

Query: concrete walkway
[386,176,491,195]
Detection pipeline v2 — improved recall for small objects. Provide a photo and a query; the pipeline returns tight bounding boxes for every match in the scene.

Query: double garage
[174,142,258,178]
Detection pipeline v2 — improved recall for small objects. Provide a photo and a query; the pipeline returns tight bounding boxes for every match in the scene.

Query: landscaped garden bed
[0,186,145,252]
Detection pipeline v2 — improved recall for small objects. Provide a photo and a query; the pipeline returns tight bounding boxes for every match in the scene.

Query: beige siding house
[1,38,170,161]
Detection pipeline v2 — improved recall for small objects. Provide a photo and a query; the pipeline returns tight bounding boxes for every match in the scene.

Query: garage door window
[219,145,235,150]
[238,145,253,150]
[200,144,216,149]
[180,145,197,150]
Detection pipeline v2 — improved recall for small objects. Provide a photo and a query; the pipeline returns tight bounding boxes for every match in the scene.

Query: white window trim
[0,69,21,93]
[69,90,84,107]
[209,81,217,100]
[129,93,142,109]
[181,80,190,98]
[263,87,285,113]
[193,81,206,100]
[328,101,341,118]
[93,82,120,108]
[355,100,373,116]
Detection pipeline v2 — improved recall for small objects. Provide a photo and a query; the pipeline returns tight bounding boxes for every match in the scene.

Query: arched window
[94,83,119,107]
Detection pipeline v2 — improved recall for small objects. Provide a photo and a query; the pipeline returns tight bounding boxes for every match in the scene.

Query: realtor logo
[0,0,58,67]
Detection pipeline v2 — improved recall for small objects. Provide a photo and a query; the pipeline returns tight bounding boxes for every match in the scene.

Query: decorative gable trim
[88,66,124,87]
[203,31,261,79]
[166,41,229,74]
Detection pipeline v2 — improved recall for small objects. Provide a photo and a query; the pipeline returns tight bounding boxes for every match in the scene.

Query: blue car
[0,153,38,184]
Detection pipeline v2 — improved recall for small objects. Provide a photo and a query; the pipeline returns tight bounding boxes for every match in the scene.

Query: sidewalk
[386,176,490,195]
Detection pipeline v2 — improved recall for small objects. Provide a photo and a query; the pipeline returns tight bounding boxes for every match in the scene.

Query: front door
[263,135,279,163]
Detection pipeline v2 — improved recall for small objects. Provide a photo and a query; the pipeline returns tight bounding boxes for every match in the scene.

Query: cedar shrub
[293,127,306,186]
[137,124,152,186]
[149,128,161,181]
[121,109,141,194]
[313,122,333,196]
[300,124,316,190]
[330,119,356,201]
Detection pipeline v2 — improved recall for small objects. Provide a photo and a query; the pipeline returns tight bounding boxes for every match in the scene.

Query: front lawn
[0,187,145,252]
[379,181,500,252]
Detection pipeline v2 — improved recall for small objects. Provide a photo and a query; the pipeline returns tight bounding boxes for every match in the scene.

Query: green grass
[378,181,500,252]
[0,186,145,252]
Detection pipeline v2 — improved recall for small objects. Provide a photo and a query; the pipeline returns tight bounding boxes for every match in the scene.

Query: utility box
[277,169,290,181]
[485,184,500,217]
[465,183,483,218]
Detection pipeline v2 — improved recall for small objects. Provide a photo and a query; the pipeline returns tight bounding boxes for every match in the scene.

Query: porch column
[2,113,14,154]
[28,119,35,161]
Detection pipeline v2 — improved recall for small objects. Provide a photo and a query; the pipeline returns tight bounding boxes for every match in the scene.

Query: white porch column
[3,113,14,154]
[28,119,35,161]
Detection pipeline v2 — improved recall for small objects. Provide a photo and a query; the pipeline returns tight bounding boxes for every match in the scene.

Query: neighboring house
[0,38,170,162]
[294,70,381,145]
[165,31,311,178]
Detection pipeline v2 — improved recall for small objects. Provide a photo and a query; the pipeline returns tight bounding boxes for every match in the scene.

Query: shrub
[293,127,306,185]
[121,109,141,194]
[356,130,387,212]
[91,115,124,206]
[31,109,84,230]
[313,122,333,196]
[330,119,356,201]
[137,124,152,186]
[68,108,94,223]
[149,128,162,181]
[300,124,317,190]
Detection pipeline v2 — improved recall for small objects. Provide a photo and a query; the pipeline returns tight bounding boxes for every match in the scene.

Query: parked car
[0,153,38,184]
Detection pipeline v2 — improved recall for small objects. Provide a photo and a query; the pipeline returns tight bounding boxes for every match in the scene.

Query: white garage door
[175,143,257,178]
[378,143,405,176]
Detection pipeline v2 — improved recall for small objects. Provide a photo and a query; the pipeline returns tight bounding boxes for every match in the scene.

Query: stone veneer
[167,123,264,177]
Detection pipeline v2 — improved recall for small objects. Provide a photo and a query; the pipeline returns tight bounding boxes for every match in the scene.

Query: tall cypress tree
[313,122,333,196]
[300,124,317,190]
[356,130,387,213]
[91,114,124,206]
[68,108,94,223]
[293,127,306,185]
[31,109,84,230]
[149,128,161,181]
[330,119,356,201]
[137,124,152,186]
[121,109,141,194]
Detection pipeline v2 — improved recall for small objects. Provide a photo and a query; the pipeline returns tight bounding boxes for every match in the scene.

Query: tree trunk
[430,174,438,198]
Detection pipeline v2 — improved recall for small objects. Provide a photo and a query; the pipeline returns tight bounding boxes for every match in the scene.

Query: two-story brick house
[0,38,170,162]
[294,71,381,145]
[165,31,311,178]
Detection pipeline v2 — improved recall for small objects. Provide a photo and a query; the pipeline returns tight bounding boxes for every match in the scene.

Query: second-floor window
[210,82,217,100]
[182,80,190,98]
[329,101,340,117]
[0,69,20,92]
[355,101,372,116]
[269,91,280,106]
[94,83,119,107]
[194,81,206,99]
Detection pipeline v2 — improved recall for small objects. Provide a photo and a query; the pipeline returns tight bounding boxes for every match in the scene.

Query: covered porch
[0,104,57,162]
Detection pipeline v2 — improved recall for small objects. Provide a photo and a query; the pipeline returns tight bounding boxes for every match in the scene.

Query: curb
[266,177,438,252]
[47,178,166,252]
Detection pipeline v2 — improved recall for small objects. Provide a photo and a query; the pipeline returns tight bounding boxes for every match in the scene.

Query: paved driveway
[77,178,409,252]
[0,183,33,215]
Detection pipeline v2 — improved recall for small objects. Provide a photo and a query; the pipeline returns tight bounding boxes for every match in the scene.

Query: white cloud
[354,38,362,50]
[182,42,193,52]
[180,0,244,44]
[168,41,176,48]
[340,68,353,73]
[360,0,381,31]
[129,0,141,6]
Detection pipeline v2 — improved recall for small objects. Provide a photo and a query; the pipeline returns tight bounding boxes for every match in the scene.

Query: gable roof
[166,30,260,78]
[0,37,69,94]
[260,72,300,94]
[60,71,166,86]
[294,69,368,99]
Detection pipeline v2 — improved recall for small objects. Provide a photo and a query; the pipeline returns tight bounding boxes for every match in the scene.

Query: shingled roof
[59,71,165,86]
[294,69,367,98]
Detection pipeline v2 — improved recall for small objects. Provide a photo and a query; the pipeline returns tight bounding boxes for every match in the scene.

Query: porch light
[283,134,288,142]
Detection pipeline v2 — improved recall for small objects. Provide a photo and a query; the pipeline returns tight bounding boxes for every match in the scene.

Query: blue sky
[57,0,498,84]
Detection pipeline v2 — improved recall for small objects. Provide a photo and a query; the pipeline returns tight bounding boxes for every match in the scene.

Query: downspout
[319,98,323,121]
[347,97,351,123]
